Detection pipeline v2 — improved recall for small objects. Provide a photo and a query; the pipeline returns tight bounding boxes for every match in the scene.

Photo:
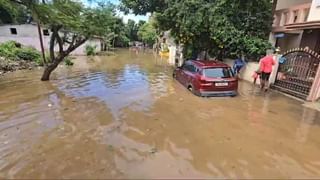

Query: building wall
[308,0,320,21]
[224,59,261,84]
[0,24,45,37]
[300,29,320,51]
[0,24,101,55]
[224,56,280,86]
[276,0,312,10]
[308,65,320,101]
[277,32,303,52]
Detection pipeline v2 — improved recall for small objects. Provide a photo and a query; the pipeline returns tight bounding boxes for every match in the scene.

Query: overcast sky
[83,0,149,23]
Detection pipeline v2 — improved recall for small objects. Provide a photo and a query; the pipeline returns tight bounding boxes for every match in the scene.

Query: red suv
[173,60,238,97]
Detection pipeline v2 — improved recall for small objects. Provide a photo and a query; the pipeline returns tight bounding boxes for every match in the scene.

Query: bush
[0,41,42,63]
[85,44,97,56]
[16,47,41,61]
[0,41,18,59]
[64,56,74,66]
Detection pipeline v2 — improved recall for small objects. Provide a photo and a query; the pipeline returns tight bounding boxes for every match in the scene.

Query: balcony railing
[272,3,311,32]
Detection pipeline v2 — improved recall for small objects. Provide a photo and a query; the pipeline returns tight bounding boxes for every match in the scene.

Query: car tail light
[229,80,238,86]
[200,77,212,86]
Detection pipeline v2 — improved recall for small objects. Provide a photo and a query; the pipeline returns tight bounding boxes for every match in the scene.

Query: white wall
[224,59,261,84]
[0,24,46,37]
[224,56,280,85]
[308,0,320,21]
[72,39,102,55]
[0,24,101,55]
[276,0,312,10]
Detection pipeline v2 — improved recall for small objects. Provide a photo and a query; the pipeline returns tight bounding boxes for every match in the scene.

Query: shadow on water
[0,49,320,178]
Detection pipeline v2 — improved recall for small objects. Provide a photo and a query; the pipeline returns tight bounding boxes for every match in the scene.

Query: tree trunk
[41,57,63,81]
[41,63,58,81]
[37,22,46,64]
[40,32,87,81]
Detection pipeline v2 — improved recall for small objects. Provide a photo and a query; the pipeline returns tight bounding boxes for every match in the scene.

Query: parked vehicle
[173,60,238,97]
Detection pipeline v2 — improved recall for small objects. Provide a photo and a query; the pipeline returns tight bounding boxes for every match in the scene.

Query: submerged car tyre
[173,73,176,79]
[187,84,200,96]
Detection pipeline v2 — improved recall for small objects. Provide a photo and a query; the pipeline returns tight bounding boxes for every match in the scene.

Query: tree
[0,0,29,24]
[120,0,167,15]
[111,18,130,47]
[137,22,156,46]
[126,19,144,42]
[121,0,273,60]
[10,0,117,81]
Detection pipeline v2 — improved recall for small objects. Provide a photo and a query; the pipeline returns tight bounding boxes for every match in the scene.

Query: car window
[184,64,196,73]
[182,63,188,71]
[188,64,196,73]
[203,67,233,78]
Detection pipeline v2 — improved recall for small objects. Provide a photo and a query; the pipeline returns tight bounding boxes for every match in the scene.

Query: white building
[0,24,102,55]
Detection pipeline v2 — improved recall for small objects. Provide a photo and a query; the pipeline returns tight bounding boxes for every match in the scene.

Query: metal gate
[273,48,320,100]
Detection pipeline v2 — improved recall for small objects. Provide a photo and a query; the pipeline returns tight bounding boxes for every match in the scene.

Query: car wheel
[187,85,195,94]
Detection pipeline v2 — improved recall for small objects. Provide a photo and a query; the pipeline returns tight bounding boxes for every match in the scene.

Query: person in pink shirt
[259,55,275,91]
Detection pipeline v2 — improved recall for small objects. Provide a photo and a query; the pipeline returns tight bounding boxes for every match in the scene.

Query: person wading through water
[259,52,276,92]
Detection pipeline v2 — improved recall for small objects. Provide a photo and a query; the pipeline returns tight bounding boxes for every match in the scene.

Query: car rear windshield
[203,67,233,78]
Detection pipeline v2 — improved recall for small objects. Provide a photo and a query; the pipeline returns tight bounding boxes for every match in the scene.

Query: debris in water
[149,147,158,154]
[108,145,114,151]
[48,104,52,107]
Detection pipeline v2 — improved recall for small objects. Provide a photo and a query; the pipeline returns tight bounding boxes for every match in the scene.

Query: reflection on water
[0,50,320,178]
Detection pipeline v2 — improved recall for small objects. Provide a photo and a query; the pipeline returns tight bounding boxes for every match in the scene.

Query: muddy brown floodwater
[1,50,320,179]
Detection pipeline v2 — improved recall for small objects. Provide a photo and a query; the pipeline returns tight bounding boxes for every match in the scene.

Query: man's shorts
[261,72,271,81]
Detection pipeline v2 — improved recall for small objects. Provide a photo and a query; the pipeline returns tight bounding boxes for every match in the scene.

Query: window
[10,28,17,35]
[188,65,196,73]
[316,0,320,7]
[203,68,233,78]
[182,63,196,73]
[43,29,49,36]
[283,12,288,25]
[293,10,299,23]
[304,8,310,22]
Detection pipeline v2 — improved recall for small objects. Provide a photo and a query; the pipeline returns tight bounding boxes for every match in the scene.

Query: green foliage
[138,22,157,46]
[16,47,41,61]
[0,0,29,24]
[122,0,273,60]
[120,0,167,15]
[85,45,97,56]
[127,19,145,42]
[0,41,41,63]
[0,41,18,59]
[64,56,74,66]
[158,0,273,59]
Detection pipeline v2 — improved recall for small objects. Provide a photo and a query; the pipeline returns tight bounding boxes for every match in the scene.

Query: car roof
[189,60,230,68]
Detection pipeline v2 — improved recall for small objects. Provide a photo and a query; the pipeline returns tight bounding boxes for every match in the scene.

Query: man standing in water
[259,54,276,91]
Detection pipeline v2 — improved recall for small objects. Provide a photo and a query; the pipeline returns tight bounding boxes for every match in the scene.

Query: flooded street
[1,50,320,179]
